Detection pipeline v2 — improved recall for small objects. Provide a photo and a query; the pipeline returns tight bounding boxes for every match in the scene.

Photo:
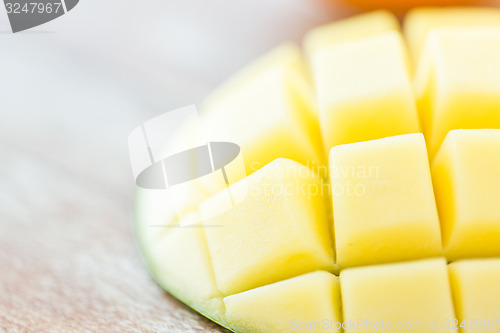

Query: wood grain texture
[0,41,231,332]
[1,0,498,331]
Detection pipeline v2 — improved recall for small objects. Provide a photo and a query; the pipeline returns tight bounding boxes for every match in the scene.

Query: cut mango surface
[201,44,323,174]
[341,258,457,333]
[224,271,342,333]
[202,158,334,295]
[414,27,500,157]
[304,10,399,57]
[145,224,225,322]
[311,30,420,153]
[134,9,500,333]
[404,7,500,65]
[331,133,442,268]
[432,129,500,260]
[449,259,500,333]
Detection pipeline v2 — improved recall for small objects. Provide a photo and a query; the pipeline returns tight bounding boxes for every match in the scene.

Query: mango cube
[330,133,442,268]
[311,31,420,153]
[202,158,334,295]
[414,28,500,157]
[202,44,323,174]
[404,7,500,65]
[224,271,342,333]
[304,10,399,57]
[145,221,225,322]
[432,129,500,260]
[341,258,457,333]
[449,259,500,333]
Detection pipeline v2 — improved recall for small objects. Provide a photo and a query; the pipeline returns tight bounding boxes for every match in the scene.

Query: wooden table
[0,0,497,331]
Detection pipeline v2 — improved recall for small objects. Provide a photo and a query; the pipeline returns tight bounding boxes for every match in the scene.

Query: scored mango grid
[140,10,500,331]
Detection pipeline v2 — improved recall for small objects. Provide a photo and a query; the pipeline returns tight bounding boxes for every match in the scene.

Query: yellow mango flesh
[203,43,309,107]
[133,9,500,333]
[134,44,321,236]
[432,129,500,260]
[143,222,226,322]
[224,271,342,333]
[341,258,457,333]
[414,27,500,157]
[449,259,500,333]
[201,44,323,174]
[404,7,500,65]
[311,31,420,153]
[201,158,334,295]
[331,133,442,268]
[303,10,399,57]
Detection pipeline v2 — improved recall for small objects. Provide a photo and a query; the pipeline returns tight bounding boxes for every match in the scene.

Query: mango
[202,158,334,295]
[311,30,420,153]
[224,271,342,333]
[144,222,225,322]
[404,7,500,65]
[304,10,399,57]
[413,27,500,157]
[202,44,323,174]
[341,258,457,333]
[331,133,442,268]
[432,129,500,260]
[133,9,500,333]
[449,259,500,333]
[326,0,479,13]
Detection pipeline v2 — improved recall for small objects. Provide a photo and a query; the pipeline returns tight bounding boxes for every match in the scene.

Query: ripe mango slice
[340,258,457,333]
[414,27,500,157]
[201,158,334,296]
[224,271,342,333]
[133,9,500,333]
[432,129,500,260]
[404,7,500,65]
[311,31,420,153]
[331,133,442,268]
[449,259,500,333]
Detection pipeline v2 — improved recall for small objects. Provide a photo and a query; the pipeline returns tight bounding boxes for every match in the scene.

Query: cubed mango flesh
[304,10,399,57]
[404,7,500,65]
[341,258,457,333]
[449,259,500,333]
[311,31,420,153]
[414,27,500,157]
[202,158,334,295]
[144,220,226,322]
[432,129,500,260]
[224,271,342,333]
[133,9,500,333]
[202,44,323,174]
[330,133,442,268]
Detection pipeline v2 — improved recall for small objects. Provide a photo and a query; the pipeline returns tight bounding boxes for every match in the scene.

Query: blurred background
[0,0,498,331]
